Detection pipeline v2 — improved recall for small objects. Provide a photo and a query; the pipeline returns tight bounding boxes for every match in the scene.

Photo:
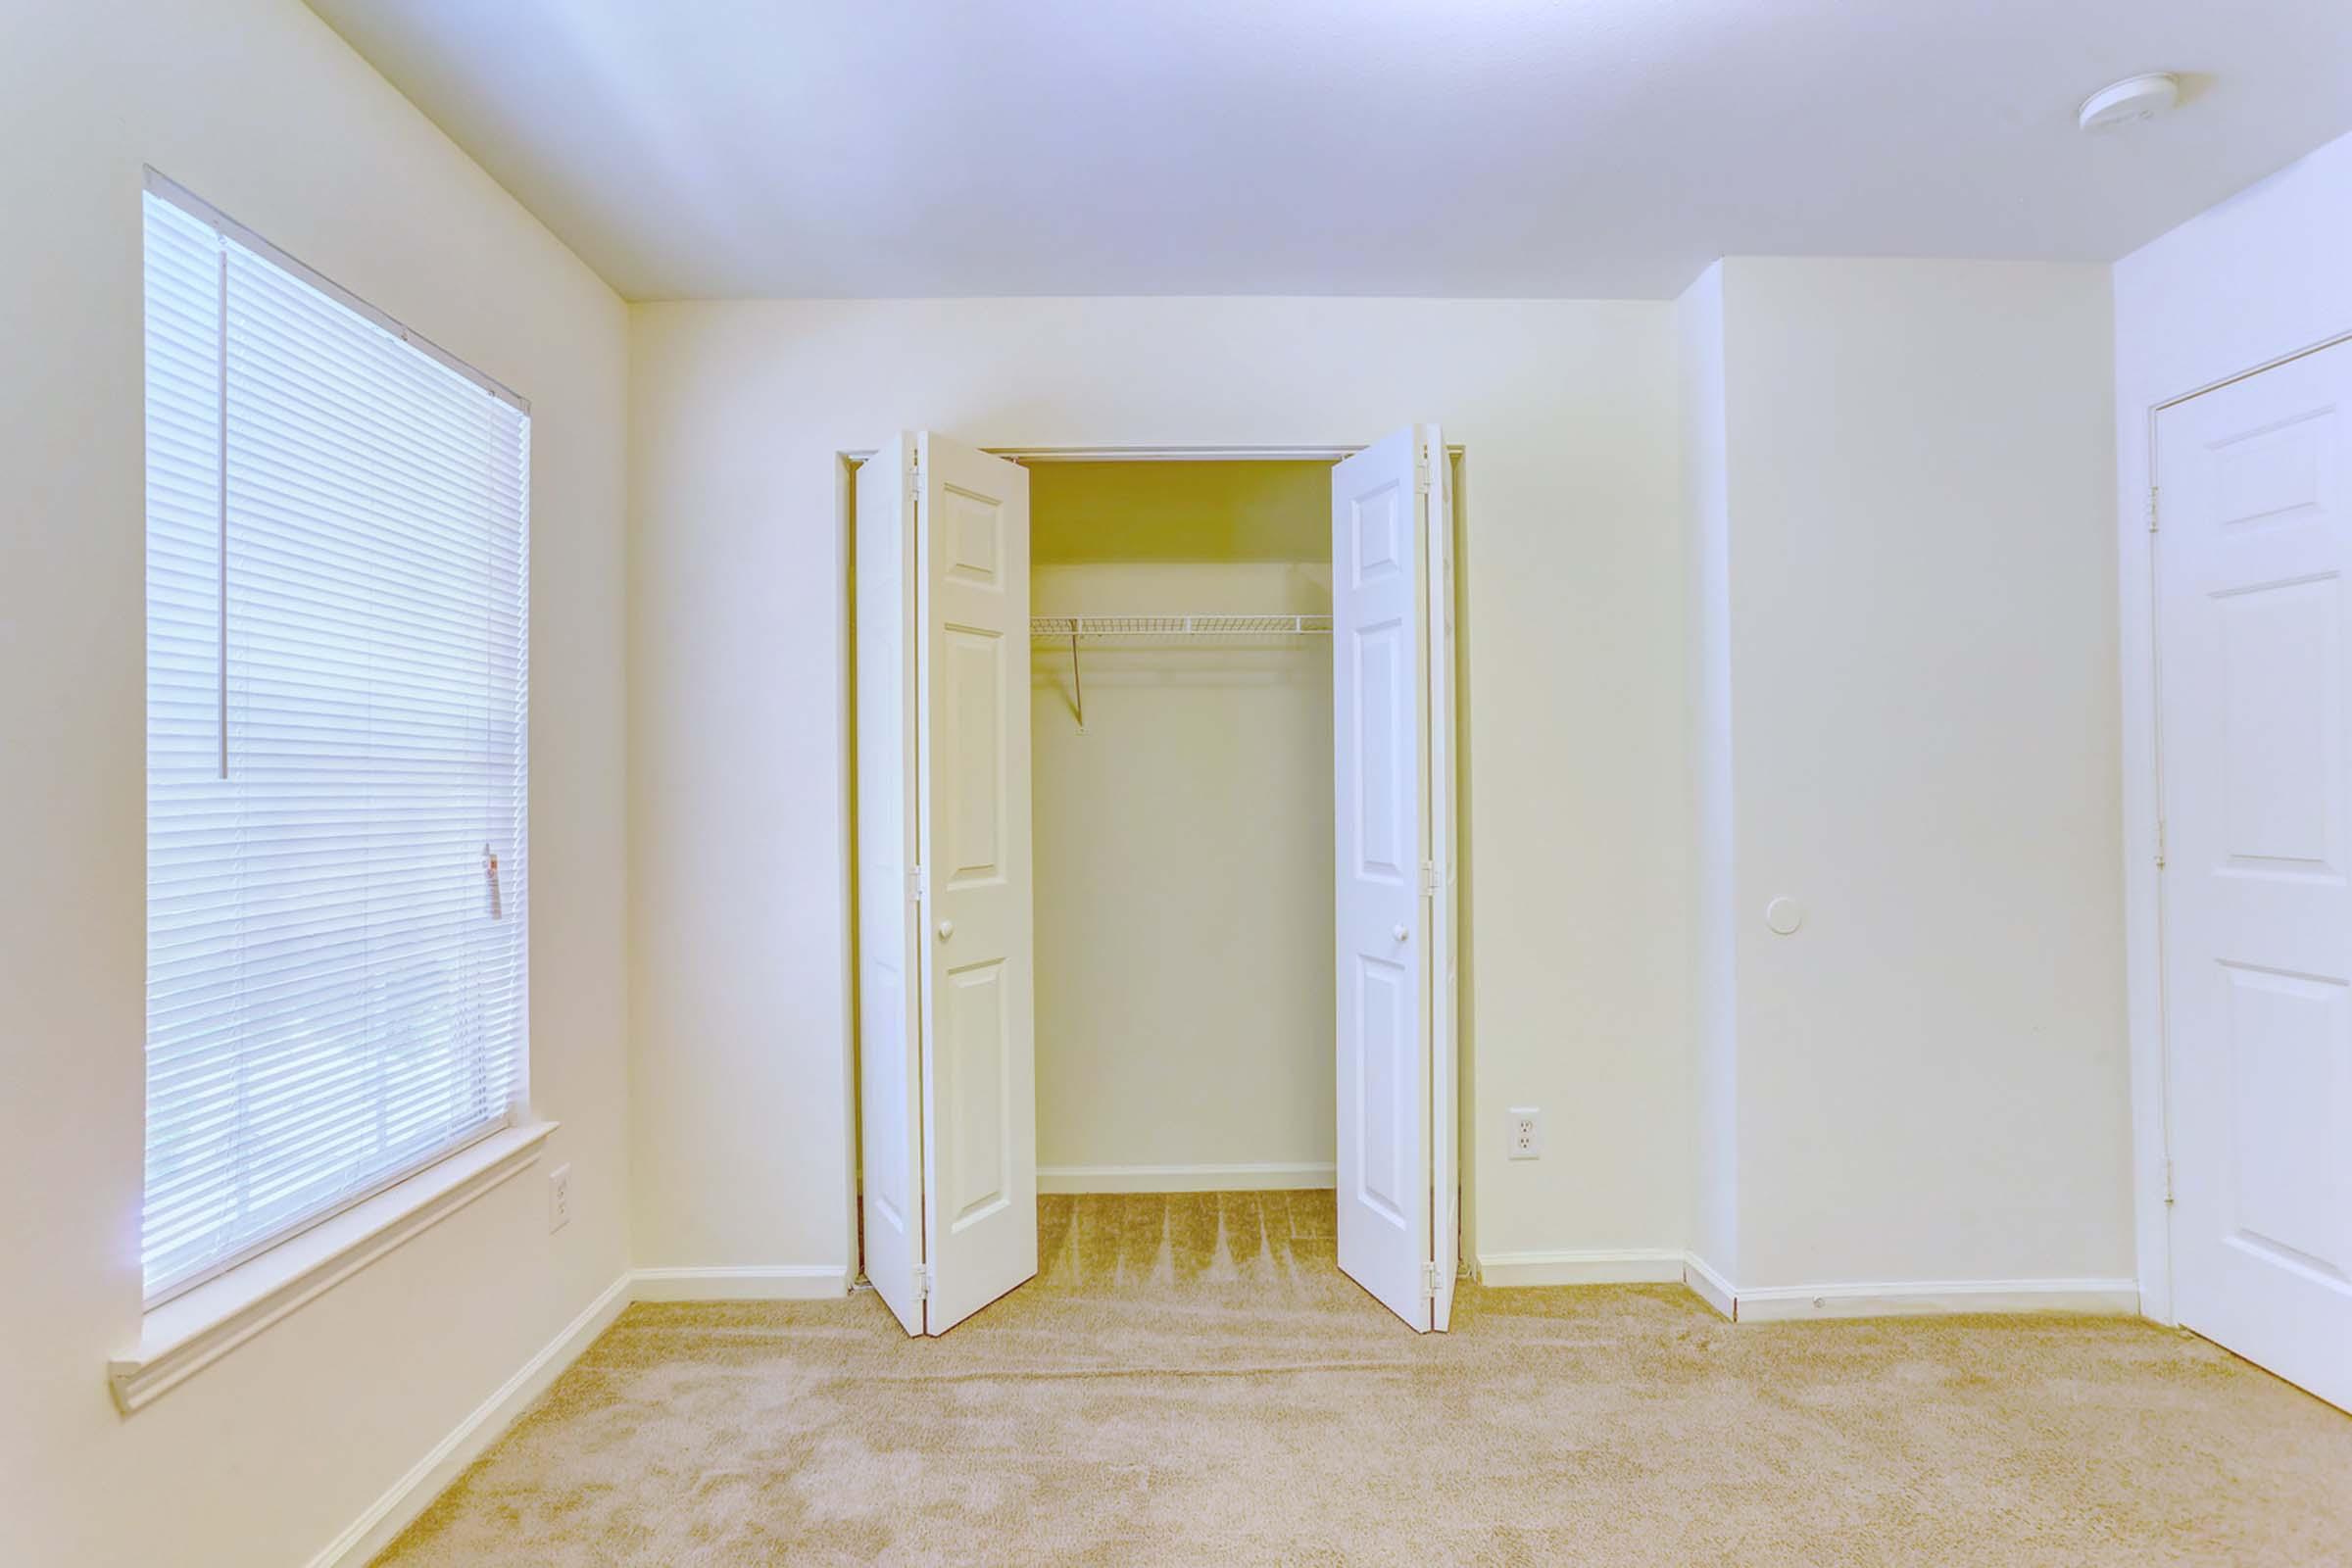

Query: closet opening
[1027,460,1337,1205]
[844,433,1461,1340]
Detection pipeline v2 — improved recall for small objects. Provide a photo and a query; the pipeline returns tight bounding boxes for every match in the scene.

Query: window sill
[109,1121,559,1415]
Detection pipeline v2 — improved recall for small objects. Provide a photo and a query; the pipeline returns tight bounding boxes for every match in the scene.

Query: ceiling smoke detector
[2079,73,2181,132]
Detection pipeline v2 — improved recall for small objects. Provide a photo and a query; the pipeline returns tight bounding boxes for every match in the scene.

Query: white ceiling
[307,0,2352,302]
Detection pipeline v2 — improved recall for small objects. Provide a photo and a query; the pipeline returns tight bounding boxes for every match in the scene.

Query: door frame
[837,439,1471,1295]
[2121,326,2352,1327]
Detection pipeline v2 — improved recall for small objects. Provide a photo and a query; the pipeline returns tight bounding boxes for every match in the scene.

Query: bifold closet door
[857,434,925,1337]
[1332,424,1458,1333]
[917,433,1037,1334]
[858,431,1038,1338]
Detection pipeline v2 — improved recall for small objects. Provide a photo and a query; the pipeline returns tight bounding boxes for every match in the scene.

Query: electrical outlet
[1506,1107,1542,1160]
[549,1163,572,1233]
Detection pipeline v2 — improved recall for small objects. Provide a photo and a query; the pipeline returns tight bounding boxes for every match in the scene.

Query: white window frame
[124,172,545,1404]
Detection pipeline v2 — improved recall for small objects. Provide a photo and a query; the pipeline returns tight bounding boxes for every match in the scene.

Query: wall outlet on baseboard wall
[549,1163,572,1233]
[1506,1108,1542,1160]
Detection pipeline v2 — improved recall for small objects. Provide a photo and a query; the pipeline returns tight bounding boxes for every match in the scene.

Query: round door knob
[1393,924,1409,943]
[936,919,955,940]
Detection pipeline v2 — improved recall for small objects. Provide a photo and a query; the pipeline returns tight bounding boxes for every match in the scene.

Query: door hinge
[1422,1261,1446,1298]
[2146,486,2159,533]
[1420,860,1439,897]
[915,1263,932,1302]
[2154,819,2166,869]
[907,865,927,904]
[2162,1159,2175,1206]
[1414,444,1433,496]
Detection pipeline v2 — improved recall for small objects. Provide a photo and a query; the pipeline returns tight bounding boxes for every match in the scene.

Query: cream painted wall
[1031,461,1331,564]
[628,298,1690,1276]
[1032,559,1335,1177]
[0,3,629,1564]
[2111,126,2352,1318]
[1684,259,2132,1293]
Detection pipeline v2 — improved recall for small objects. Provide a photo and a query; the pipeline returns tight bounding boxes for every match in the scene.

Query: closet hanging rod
[1029,613,1332,639]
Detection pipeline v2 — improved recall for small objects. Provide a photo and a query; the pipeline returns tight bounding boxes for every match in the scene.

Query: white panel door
[1332,424,1453,1332]
[916,432,1037,1335]
[856,437,925,1336]
[2157,341,2352,1412]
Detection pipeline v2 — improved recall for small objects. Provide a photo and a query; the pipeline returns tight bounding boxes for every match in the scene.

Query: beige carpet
[375,1192,2352,1566]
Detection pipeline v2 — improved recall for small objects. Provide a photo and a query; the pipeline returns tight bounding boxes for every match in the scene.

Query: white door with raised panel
[917,432,1037,1335]
[858,431,1036,1337]
[2157,342,2352,1412]
[1331,424,1455,1333]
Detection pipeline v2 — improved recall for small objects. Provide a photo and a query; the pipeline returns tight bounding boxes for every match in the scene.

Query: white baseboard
[1728,1276,2140,1322]
[630,1264,850,1302]
[307,1271,632,1568]
[1476,1249,1686,1287]
[1474,1249,2137,1327]
[1037,1162,1336,1194]
[1682,1253,1738,1320]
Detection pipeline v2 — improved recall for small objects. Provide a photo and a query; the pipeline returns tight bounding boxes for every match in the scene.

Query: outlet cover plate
[1506,1107,1542,1161]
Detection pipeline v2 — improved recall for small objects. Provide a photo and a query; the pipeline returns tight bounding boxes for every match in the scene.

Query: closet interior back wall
[1030,491,1336,1191]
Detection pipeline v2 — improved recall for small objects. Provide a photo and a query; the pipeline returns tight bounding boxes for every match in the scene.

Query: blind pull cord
[216,237,230,780]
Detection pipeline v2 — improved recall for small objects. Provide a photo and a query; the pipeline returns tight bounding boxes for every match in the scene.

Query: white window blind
[142,176,530,1305]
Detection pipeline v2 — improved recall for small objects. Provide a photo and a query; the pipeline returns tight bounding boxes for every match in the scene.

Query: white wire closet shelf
[1030,613,1331,638]
[1034,614,1329,734]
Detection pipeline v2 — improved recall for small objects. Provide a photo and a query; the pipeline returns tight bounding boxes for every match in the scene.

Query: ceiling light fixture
[2079,73,2181,133]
